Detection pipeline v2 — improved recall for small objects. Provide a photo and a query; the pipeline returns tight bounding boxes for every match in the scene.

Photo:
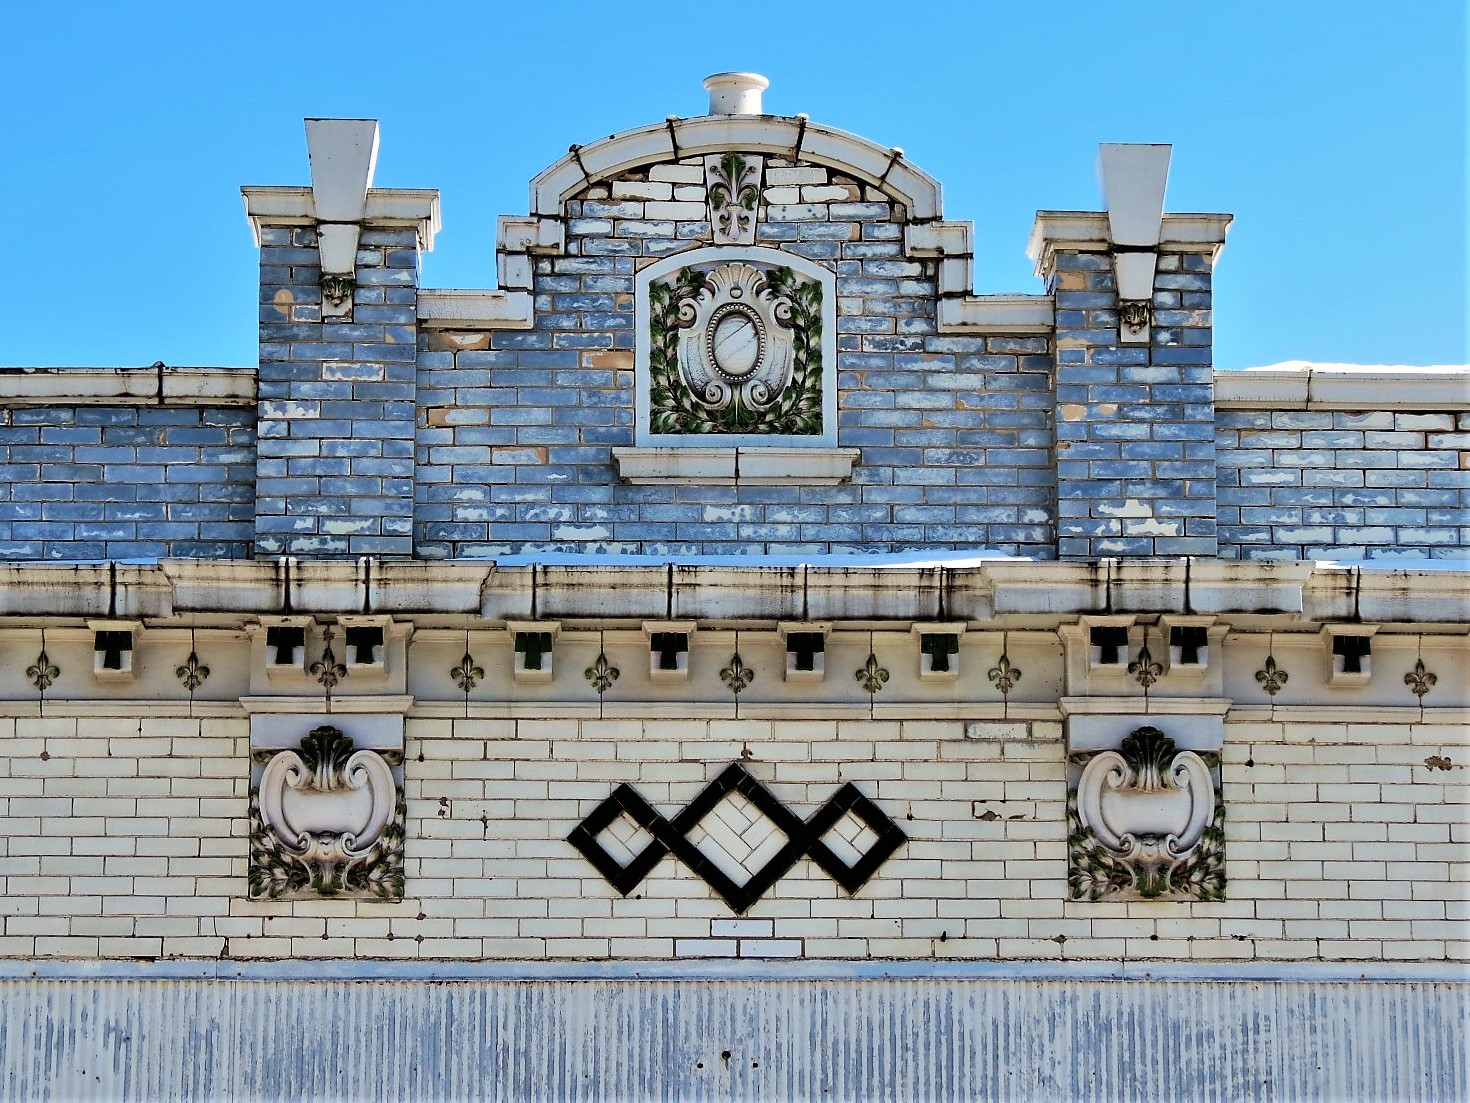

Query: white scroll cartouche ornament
[1077,726,1213,874]
[258,727,395,876]
[675,263,794,417]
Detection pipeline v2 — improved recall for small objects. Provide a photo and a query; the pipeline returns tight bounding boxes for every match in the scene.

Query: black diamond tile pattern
[568,763,907,913]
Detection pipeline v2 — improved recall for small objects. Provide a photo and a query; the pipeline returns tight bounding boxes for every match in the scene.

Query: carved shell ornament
[1076,726,1215,891]
[256,726,396,888]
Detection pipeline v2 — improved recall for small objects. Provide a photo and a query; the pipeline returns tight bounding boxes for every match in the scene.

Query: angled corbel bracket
[1160,614,1217,676]
[87,618,141,682]
[306,118,379,316]
[1080,614,1138,673]
[911,621,966,681]
[1321,623,1378,687]
[252,614,314,682]
[335,614,408,681]
[1098,143,1170,344]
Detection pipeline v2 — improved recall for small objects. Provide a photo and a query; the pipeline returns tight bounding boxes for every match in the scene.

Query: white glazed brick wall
[0,714,1463,962]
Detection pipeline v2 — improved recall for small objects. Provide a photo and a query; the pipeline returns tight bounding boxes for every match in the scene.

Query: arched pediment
[530,114,943,221]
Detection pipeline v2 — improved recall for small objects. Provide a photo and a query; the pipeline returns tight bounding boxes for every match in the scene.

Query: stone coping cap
[530,114,942,220]
[241,185,441,250]
[0,366,255,405]
[3,364,1460,410]
[1027,211,1233,276]
[0,557,1462,624]
[1217,363,1469,410]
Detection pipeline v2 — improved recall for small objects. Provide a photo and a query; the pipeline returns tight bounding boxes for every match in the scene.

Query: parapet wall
[0,365,1462,562]
[0,370,256,561]
[1216,369,1469,560]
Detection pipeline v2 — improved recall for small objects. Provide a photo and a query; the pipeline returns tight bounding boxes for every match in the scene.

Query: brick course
[1052,252,1218,558]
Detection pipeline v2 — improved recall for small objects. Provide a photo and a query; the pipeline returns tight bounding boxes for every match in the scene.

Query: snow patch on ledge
[492,549,1031,569]
[1315,554,1470,572]
[1235,361,1469,374]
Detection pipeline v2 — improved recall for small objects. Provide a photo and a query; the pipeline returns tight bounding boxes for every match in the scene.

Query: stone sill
[418,289,534,329]
[612,447,859,485]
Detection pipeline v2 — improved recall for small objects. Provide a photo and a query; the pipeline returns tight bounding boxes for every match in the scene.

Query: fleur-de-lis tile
[987,653,1021,695]
[176,651,210,692]
[27,650,59,693]
[585,652,620,696]
[451,652,483,693]
[309,629,347,692]
[856,653,889,695]
[1255,655,1288,696]
[1405,658,1437,699]
[1128,646,1163,689]
[720,653,753,695]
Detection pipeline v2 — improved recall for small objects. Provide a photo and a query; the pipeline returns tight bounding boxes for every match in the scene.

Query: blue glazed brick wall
[254,225,419,558]
[1052,252,1217,559]
[1216,409,1470,560]
[414,158,1057,560]
[0,405,255,560]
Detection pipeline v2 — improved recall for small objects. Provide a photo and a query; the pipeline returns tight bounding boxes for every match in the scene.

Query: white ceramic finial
[703,72,769,116]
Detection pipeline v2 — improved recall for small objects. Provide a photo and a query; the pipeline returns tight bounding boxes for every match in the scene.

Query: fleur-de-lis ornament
[856,653,889,695]
[309,628,347,692]
[27,650,59,693]
[1128,646,1163,689]
[720,653,753,695]
[987,653,1022,695]
[707,152,760,243]
[585,652,620,696]
[176,651,210,692]
[1405,659,1437,699]
[451,652,483,694]
[1255,655,1289,697]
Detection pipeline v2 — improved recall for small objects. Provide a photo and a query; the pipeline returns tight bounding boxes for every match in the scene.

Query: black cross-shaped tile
[94,631,132,671]
[1332,634,1372,673]
[265,625,304,665]
[1091,626,1129,665]
[650,632,688,671]
[920,633,959,672]
[786,632,824,672]
[515,631,554,671]
[344,626,383,665]
[1170,625,1209,665]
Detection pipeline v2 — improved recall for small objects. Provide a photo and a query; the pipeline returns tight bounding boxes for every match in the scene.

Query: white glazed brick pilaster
[0,711,1463,962]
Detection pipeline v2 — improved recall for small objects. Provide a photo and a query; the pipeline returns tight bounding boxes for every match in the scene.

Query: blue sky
[1,1,1464,370]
